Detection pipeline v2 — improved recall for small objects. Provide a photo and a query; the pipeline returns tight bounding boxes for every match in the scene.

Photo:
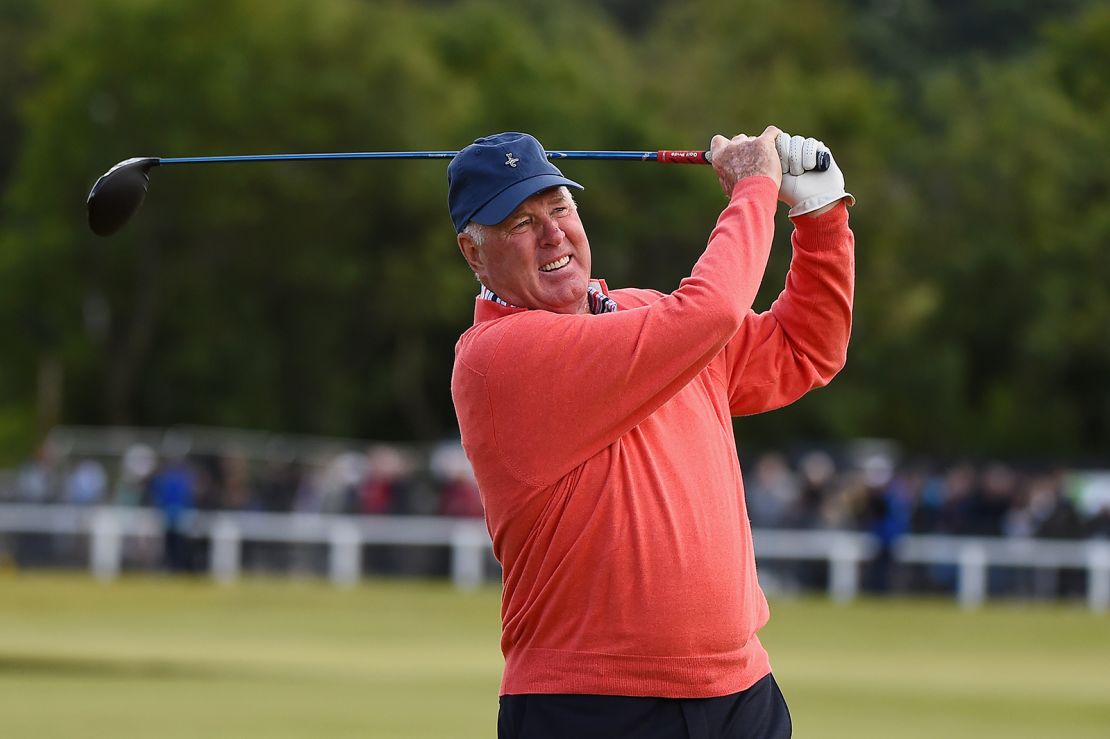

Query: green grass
[0,574,1107,738]
[762,599,1110,738]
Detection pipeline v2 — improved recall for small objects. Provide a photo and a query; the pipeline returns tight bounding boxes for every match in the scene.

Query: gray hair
[460,187,577,247]
[462,220,488,248]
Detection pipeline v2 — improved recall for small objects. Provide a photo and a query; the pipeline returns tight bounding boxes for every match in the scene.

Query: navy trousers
[497,673,792,739]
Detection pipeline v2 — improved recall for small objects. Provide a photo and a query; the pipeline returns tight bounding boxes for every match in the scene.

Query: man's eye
[510,218,531,232]
[552,207,569,216]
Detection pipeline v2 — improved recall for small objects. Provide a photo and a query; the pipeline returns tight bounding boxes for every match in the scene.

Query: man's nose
[540,217,564,244]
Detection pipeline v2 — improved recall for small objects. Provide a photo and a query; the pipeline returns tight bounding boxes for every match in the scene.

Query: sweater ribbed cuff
[789,199,851,251]
[730,175,779,207]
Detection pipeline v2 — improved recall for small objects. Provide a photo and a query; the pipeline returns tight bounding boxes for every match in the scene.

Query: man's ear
[458,232,484,277]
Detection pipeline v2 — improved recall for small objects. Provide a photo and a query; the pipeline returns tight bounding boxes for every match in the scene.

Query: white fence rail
[0,504,491,591]
[1,504,1107,612]
[895,534,1110,611]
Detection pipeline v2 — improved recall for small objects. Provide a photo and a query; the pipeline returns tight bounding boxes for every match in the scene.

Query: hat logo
[505,152,519,168]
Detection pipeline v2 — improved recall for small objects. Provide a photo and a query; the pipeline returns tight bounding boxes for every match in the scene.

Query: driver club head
[86,157,160,237]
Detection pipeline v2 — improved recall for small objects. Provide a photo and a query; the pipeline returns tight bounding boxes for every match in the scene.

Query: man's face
[458,188,592,315]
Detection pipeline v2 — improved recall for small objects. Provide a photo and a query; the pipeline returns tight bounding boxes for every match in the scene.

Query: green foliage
[0,0,1106,456]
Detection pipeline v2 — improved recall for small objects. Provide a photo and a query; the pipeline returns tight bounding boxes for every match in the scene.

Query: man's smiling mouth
[540,255,571,272]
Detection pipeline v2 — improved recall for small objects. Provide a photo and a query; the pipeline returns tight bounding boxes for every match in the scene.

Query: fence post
[89,508,122,581]
[829,534,860,603]
[958,543,987,609]
[451,524,487,591]
[328,521,361,588]
[1088,542,1110,614]
[210,517,241,584]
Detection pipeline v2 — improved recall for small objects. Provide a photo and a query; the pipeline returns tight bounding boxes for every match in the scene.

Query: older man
[449,128,854,739]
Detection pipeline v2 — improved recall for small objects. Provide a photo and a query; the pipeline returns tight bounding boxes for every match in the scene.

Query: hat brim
[469,174,584,227]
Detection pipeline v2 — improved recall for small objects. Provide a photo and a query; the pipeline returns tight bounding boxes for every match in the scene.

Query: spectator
[796,450,839,528]
[937,462,977,535]
[1029,471,1085,598]
[218,451,256,511]
[12,445,55,565]
[859,456,912,593]
[149,457,196,572]
[15,446,53,503]
[312,451,365,513]
[291,462,326,513]
[970,462,1018,536]
[1087,505,1110,539]
[746,452,799,528]
[112,444,157,506]
[439,476,483,518]
[432,442,483,518]
[1003,482,1036,540]
[1032,472,1083,540]
[358,445,413,515]
[63,459,108,505]
[912,467,948,534]
[258,460,300,513]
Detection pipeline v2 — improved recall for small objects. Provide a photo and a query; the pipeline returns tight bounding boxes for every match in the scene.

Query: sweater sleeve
[722,200,855,416]
[463,176,779,486]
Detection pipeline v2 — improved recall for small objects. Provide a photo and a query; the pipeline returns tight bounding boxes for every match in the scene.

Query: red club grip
[657,150,709,164]
[658,149,831,171]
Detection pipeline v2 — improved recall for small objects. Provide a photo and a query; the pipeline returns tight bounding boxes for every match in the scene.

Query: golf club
[87,148,831,237]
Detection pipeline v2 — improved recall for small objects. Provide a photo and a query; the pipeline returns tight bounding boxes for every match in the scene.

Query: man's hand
[710,126,783,196]
[776,133,854,217]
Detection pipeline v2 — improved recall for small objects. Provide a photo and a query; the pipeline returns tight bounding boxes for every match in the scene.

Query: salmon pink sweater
[451,176,854,698]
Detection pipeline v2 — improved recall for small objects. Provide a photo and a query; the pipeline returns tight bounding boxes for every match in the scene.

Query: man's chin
[545,286,590,315]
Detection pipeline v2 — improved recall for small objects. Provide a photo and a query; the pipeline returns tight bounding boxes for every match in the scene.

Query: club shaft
[157,151,709,165]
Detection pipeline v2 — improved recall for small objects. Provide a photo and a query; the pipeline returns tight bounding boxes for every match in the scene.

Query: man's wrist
[801,201,839,218]
[789,194,854,220]
[730,174,779,199]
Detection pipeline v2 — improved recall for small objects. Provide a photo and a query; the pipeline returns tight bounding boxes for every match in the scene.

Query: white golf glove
[776,133,854,217]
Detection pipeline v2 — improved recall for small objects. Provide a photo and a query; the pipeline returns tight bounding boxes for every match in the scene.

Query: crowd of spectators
[742,448,1110,597]
[742,450,1110,541]
[6,438,484,520]
[4,434,1109,592]
[8,439,1110,540]
[10,437,1110,534]
[4,437,485,575]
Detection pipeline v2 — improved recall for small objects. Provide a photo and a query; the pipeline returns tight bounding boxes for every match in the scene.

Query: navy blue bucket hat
[448,132,583,233]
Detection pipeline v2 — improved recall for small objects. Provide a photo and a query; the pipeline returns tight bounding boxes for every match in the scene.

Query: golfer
[448,127,854,739]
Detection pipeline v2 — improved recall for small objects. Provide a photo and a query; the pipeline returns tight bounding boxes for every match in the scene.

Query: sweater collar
[473,279,615,323]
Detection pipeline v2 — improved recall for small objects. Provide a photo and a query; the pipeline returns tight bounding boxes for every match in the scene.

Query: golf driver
[87,147,830,237]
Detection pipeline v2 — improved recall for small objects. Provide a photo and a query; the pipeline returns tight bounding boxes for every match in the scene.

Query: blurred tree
[857,2,1110,454]
[0,0,648,447]
[0,0,1106,461]
[844,0,1094,85]
[0,1,47,456]
[641,0,920,444]
[639,0,1109,455]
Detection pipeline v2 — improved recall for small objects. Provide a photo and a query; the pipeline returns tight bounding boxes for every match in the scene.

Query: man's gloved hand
[776,133,855,217]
